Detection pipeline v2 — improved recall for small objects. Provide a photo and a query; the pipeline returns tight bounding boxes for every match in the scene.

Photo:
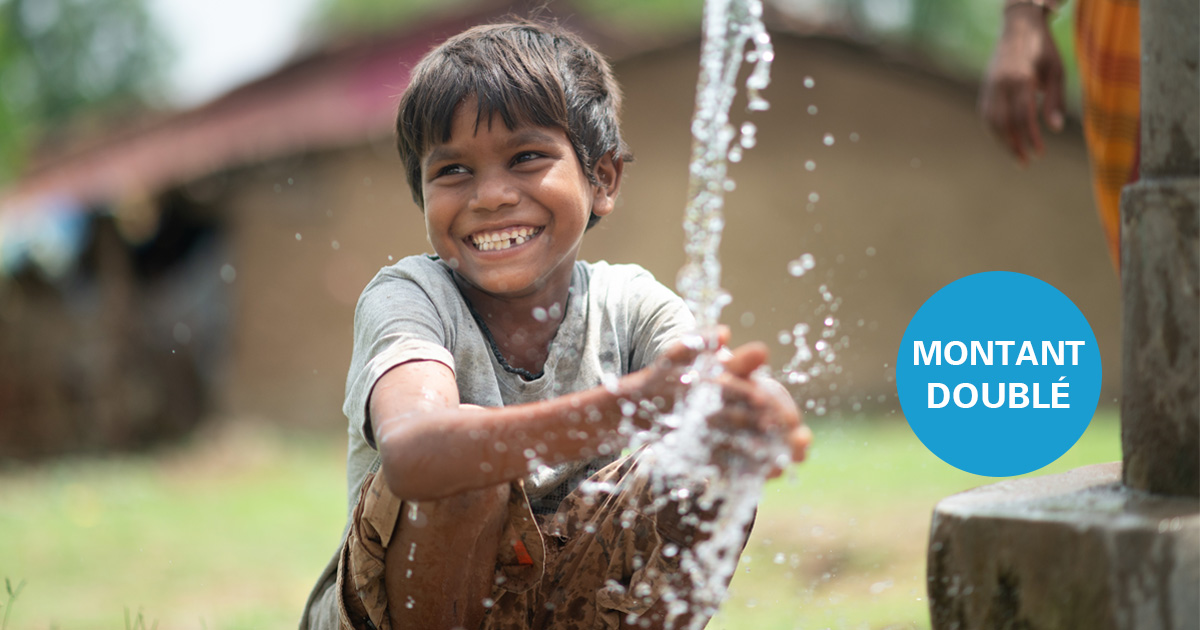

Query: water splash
[675,0,772,337]
[622,0,783,627]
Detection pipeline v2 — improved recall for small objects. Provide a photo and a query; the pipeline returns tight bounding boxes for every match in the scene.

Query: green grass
[712,408,1122,630]
[0,411,1120,629]
[0,425,346,630]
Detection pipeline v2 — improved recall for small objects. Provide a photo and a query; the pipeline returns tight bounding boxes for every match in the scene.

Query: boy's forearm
[376,379,642,501]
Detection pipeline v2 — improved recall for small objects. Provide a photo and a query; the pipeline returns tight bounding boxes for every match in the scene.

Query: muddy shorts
[333,452,738,630]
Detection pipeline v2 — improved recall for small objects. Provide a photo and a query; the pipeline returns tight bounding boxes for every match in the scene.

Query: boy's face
[420,100,621,302]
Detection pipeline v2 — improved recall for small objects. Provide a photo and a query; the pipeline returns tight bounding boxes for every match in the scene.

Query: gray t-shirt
[301,255,694,629]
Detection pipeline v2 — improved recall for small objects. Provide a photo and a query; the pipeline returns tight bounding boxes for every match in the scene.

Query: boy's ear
[590,151,624,218]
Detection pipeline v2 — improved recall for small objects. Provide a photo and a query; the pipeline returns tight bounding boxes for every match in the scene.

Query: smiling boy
[300,21,809,630]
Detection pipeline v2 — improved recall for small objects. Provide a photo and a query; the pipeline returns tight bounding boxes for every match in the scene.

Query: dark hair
[395,20,631,228]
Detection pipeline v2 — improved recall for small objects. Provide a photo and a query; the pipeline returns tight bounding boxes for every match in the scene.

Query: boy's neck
[453,271,574,377]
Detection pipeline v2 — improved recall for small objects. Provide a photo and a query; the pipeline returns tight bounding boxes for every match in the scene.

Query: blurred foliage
[0,0,1082,188]
[840,0,1081,105]
[310,0,1079,102]
[309,0,704,37]
[0,0,170,185]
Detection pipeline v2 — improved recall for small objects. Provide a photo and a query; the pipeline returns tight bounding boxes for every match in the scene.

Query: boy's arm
[371,336,810,501]
[370,340,703,501]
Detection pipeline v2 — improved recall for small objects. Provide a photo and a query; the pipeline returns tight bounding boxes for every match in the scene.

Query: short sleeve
[343,268,456,449]
[622,267,696,373]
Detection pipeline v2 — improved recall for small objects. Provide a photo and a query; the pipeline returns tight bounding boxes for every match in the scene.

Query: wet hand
[714,342,810,477]
[980,4,1065,165]
[620,327,732,425]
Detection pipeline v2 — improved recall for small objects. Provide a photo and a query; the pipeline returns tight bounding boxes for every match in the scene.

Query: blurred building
[0,0,1117,458]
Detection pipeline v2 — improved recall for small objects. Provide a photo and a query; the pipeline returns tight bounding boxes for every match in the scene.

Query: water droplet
[740,311,755,327]
[787,259,806,277]
[331,240,340,250]
[823,133,835,146]
[850,132,860,142]
[808,192,819,203]
[807,105,818,115]
[824,316,834,327]
[663,544,679,558]
[220,264,237,283]
[804,161,816,171]
[295,233,302,241]
[803,76,814,88]
[728,146,743,162]
[773,553,786,564]
[866,246,876,256]
[532,307,548,322]
[778,331,792,344]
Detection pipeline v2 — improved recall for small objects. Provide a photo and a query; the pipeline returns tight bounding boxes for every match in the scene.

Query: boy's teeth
[471,227,539,250]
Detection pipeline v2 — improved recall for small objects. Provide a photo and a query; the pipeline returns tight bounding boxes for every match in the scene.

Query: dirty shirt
[300,255,694,627]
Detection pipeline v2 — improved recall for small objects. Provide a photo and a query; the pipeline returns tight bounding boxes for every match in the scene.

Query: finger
[1018,82,1045,157]
[993,88,1028,165]
[1041,58,1065,132]
[716,325,731,348]
[717,377,787,433]
[789,424,813,463]
[1006,83,1037,163]
[980,73,1007,140]
[724,342,769,378]
[659,334,704,367]
[712,401,756,430]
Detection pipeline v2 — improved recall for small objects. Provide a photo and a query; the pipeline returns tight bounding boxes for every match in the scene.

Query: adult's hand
[980,4,1066,164]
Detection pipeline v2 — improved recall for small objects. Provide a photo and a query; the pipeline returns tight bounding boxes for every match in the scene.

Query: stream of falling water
[615,0,789,627]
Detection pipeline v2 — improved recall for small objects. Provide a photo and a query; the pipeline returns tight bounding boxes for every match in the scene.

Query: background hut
[0,1,1117,457]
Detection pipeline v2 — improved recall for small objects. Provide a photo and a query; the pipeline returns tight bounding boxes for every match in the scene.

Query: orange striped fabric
[1074,0,1140,269]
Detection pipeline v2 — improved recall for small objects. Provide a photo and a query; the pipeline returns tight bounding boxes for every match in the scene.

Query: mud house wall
[220,34,1119,428]
[586,36,1119,413]
[222,140,427,427]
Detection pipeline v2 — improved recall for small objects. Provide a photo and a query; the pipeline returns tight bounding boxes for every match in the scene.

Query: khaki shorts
[333,452,741,630]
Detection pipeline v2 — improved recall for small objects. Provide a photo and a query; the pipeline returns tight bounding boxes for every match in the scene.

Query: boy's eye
[434,164,468,178]
[512,151,543,165]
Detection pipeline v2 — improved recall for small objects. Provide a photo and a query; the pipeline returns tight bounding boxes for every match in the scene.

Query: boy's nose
[470,172,520,212]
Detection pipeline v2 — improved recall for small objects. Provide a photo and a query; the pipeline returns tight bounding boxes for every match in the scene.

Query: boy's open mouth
[468,226,543,251]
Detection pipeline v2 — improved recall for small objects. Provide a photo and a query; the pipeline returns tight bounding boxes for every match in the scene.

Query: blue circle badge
[896,272,1102,476]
